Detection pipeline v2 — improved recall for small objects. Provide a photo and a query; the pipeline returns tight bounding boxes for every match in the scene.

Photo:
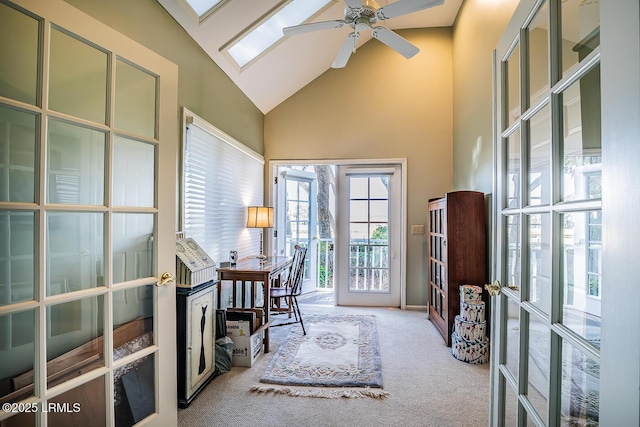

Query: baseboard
[405,305,428,312]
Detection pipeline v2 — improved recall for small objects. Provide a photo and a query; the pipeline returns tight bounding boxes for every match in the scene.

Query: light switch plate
[411,224,425,235]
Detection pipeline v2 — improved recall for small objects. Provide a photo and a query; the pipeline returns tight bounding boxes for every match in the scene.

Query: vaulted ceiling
[157,0,463,114]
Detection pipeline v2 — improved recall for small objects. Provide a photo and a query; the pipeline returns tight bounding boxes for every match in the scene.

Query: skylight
[227,0,333,68]
[183,0,225,19]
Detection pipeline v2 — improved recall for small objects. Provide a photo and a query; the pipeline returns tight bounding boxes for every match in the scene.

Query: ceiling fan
[283,0,445,68]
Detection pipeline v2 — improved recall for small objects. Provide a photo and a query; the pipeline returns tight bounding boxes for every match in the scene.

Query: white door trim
[3,1,179,425]
[267,158,407,309]
[276,167,318,294]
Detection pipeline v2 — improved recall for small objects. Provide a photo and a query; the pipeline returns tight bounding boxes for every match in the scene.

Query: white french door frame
[275,168,318,294]
[489,1,640,426]
[335,165,402,307]
[0,0,178,425]
[267,158,407,309]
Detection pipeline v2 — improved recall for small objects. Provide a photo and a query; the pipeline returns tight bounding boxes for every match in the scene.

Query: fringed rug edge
[250,384,389,400]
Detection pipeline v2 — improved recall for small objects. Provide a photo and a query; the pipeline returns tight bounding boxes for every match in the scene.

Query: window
[181,109,264,265]
[225,0,333,68]
[182,0,228,22]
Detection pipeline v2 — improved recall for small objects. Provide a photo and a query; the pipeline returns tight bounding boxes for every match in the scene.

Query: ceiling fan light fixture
[354,17,371,31]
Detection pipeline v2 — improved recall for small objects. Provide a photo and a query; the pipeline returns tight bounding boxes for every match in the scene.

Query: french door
[335,165,402,307]
[0,0,178,426]
[275,168,318,294]
[490,1,639,426]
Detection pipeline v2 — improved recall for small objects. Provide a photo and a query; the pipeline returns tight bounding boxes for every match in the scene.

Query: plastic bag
[214,336,233,376]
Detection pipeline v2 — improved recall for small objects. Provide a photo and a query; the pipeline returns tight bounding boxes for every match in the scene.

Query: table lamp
[246,206,274,260]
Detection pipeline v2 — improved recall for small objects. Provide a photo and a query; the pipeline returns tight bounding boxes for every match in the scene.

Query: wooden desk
[216,256,292,353]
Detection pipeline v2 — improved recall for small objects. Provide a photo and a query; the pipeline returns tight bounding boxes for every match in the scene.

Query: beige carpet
[178,304,491,427]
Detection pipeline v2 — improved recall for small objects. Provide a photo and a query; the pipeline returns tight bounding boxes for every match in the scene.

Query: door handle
[485,280,501,297]
[485,280,519,296]
[157,272,175,287]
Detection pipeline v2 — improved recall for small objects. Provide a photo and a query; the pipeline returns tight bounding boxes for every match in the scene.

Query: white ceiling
[157,0,463,114]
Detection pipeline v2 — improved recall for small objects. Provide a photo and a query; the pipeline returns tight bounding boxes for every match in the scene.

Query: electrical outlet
[411,224,425,235]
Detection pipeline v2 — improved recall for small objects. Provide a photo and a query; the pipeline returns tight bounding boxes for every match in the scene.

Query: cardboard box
[229,323,269,367]
[226,307,264,332]
[226,320,251,338]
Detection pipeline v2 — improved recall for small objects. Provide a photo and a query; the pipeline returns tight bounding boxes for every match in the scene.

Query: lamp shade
[246,206,274,228]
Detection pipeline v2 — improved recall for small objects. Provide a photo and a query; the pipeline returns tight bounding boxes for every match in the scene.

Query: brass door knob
[157,272,175,287]
[485,280,501,296]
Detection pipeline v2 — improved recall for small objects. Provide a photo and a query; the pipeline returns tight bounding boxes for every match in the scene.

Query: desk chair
[269,245,307,335]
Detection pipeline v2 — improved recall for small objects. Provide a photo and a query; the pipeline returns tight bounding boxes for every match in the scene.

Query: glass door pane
[527,104,550,206]
[0,2,39,105]
[506,43,521,128]
[528,213,551,315]
[561,66,602,203]
[504,378,520,426]
[49,27,108,124]
[115,59,157,139]
[561,0,600,77]
[48,375,106,426]
[112,213,155,283]
[528,1,549,107]
[112,136,155,207]
[113,285,154,355]
[505,296,520,378]
[0,106,37,203]
[45,295,105,388]
[561,211,601,345]
[46,212,104,296]
[527,314,550,421]
[560,339,600,426]
[506,128,521,208]
[47,118,105,205]
[0,309,36,402]
[286,179,310,258]
[348,175,389,293]
[0,211,35,305]
[278,167,318,293]
[114,354,155,426]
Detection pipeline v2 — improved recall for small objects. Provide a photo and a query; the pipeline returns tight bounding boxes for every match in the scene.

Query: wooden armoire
[427,191,487,346]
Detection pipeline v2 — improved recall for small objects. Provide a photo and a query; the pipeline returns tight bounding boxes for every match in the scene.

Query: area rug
[250,315,388,399]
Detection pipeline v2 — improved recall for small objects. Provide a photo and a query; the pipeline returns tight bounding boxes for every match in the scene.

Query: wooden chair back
[287,245,307,297]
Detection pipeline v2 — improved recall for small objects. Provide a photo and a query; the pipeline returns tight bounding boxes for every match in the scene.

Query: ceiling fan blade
[371,26,419,59]
[332,32,360,68]
[283,20,345,36]
[344,0,364,12]
[375,0,444,20]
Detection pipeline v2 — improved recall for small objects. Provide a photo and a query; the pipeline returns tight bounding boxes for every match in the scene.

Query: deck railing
[316,238,334,289]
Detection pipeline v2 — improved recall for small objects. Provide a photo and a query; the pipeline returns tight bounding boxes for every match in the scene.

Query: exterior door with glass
[335,165,402,307]
[489,1,639,426]
[276,168,318,295]
[0,0,178,425]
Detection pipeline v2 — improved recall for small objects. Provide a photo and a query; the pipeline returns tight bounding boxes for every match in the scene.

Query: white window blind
[182,117,264,265]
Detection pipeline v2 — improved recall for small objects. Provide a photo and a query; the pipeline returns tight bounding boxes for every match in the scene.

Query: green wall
[452,0,519,194]
[64,0,264,154]
[452,0,520,279]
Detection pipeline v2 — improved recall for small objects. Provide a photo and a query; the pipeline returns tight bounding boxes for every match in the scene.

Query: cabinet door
[186,287,215,399]
[428,199,447,342]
